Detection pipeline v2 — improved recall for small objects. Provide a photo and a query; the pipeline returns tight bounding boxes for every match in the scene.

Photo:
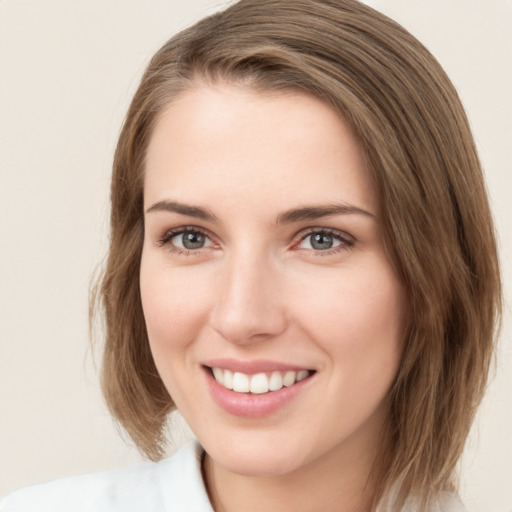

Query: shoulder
[0,440,213,512]
[403,491,467,512]
[379,490,467,512]
[434,491,467,512]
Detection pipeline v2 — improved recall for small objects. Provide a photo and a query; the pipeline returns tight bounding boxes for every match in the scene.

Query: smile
[202,360,316,417]
[210,367,312,394]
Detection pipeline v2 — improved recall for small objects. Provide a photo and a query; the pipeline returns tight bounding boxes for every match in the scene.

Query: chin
[214,449,305,478]
[201,430,308,478]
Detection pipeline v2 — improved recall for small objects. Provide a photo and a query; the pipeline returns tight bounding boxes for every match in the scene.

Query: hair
[91,0,502,509]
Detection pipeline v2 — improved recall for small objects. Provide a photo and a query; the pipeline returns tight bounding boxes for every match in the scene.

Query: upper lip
[202,358,313,374]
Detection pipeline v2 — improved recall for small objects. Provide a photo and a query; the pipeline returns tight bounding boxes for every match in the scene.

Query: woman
[1,0,501,511]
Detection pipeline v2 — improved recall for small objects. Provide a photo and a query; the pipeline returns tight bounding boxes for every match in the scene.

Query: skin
[140,83,406,512]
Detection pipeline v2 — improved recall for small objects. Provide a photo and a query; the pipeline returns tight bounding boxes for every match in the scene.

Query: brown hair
[92,0,502,509]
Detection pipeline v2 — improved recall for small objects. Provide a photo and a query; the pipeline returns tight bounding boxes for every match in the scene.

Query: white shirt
[0,441,213,512]
[1,440,466,511]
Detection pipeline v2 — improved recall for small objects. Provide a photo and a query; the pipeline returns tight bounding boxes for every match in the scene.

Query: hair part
[91,0,502,509]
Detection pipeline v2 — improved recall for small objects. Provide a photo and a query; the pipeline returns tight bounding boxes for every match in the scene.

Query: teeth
[283,371,296,387]
[268,371,283,391]
[232,372,250,392]
[249,373,269,394]
[211,368,311,394]
[212,367,224,385]
[296,370,309,382]
[224,369,233,390]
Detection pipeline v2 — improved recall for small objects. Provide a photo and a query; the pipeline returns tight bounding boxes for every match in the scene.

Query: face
[141,83,405,478]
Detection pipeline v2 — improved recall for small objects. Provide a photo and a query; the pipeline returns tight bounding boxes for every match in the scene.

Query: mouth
[208,367,314,394]
[201,359,316,417]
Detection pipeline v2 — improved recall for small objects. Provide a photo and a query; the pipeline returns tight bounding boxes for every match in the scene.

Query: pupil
[311,233,333,250]
[183,232,205,249]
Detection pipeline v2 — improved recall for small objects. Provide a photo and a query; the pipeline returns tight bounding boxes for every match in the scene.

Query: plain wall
[0,1,510,510]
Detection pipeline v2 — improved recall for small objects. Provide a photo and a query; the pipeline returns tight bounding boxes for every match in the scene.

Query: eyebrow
[276,204,375,224]
[145,200,375,224]
[146,200,218,222]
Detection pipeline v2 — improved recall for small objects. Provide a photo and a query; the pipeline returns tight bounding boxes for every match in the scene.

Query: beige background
[0,1,510,510]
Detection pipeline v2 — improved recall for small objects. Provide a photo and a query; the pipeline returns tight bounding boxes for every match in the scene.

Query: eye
[158,227,215,253]
[172,230,210,250]
[297,229,354,252]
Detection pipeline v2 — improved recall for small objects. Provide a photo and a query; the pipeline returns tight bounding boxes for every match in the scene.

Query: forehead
[144,83,377,216]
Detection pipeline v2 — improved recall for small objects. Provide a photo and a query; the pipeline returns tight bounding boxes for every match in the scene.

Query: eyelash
[294,227,355,256]
[156,226,355,257]
[157,226,214,256]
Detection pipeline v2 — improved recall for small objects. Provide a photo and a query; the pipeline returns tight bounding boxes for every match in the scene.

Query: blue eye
[298,230,353,251]
[172,230,208,249]
[160,228,214,252]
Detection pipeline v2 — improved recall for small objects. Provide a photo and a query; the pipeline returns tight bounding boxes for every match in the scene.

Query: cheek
[293,261,405,371]
[139,256,216,406]
[139,256,213,353]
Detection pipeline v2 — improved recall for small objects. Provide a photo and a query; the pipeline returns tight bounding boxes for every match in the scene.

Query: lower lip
[203,367,314,418]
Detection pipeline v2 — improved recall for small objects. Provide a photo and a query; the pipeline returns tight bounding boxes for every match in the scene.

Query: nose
[209,251,288,345]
